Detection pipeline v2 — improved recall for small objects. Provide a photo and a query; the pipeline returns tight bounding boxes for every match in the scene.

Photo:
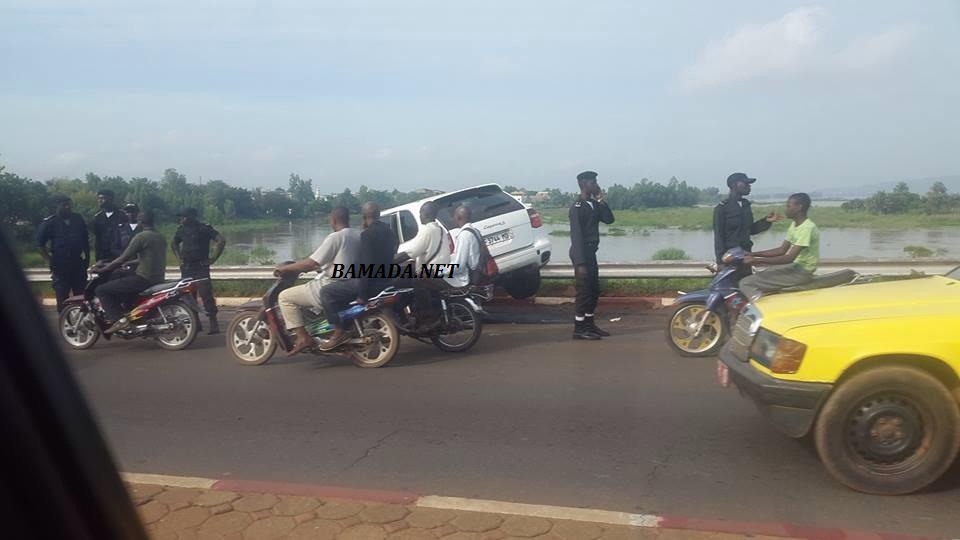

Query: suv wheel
[503,268,541,299]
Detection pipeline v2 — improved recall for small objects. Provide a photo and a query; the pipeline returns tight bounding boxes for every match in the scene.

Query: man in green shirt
[95,209,167,333]
[740,193,820,300]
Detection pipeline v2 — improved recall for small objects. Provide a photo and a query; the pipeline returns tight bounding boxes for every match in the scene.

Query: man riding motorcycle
[273,206,362,356]
[393,201,452,331]
[93,209,167,334]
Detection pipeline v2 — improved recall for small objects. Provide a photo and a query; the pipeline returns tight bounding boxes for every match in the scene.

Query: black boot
[585,316,610,337]
[572,320,601,340]
[207,316,220,335]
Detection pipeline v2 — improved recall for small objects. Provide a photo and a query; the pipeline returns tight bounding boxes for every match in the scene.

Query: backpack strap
[424,225,444,265]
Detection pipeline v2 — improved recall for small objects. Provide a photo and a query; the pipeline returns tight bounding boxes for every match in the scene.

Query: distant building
[532,191,550,203]
[509,190,528,202]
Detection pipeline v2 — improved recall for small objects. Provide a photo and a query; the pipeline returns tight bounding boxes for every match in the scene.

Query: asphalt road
[63,307,960,537]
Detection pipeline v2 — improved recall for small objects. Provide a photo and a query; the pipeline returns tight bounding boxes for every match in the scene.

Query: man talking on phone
[569,170,615,340]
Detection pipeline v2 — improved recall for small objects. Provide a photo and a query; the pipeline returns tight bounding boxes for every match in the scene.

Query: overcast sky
[2,1,958,193]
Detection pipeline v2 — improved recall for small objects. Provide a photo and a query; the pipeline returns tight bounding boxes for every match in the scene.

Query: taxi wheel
[814,365,960,495]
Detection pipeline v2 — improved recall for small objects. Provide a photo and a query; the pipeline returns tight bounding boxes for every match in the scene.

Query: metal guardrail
[23,260,959,282]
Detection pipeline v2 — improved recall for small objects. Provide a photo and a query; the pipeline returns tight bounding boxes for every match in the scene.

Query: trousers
[278,283,320,330]
[96,270,152,321]
[181,263,217,317]
[573,248,600,316]
[739,264,813,300]
[51,263,87,313]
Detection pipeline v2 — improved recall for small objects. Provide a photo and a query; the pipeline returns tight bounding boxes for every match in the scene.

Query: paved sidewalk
[128,482,793,540]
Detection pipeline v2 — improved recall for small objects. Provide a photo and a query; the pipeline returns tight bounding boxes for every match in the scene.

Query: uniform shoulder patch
[574,201,582,208]
[43,214,55,221]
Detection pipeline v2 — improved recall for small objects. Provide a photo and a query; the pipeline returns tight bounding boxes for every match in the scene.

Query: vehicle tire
[350,312,400,368]
[502,268,540,299]
[665,302,728,357]
[226,310,278,365]
[431,299,482,352]
[155,301,199,351]
[58,304,100,350]
[814,365,960,495]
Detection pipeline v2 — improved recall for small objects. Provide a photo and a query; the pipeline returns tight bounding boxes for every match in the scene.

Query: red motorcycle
[58,266,204,351]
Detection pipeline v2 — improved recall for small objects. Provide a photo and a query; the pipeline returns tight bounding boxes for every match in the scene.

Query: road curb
[40,296,676,307]
[122,472,945,539]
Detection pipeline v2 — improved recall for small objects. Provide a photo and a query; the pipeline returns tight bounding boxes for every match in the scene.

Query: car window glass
[382,213,401,243]
[399,210,419,242]
[434,186,524,229]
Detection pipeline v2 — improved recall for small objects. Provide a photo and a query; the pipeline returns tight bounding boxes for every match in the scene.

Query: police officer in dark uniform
[569,171,615,340]
[172,208,226,334]
[118,202,143,251]
[92,189,129,262]
[36,195,90,312]
[712,172,781,282]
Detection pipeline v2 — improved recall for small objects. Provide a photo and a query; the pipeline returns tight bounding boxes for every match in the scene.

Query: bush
[902,245,947,258]
[214,248,250,266]
[652,248,690,261]
[249,245,276,265]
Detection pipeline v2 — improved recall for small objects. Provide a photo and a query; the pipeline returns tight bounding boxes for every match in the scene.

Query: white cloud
[680,7,914,91]
[252,146,278,162]
[54,151,86,163]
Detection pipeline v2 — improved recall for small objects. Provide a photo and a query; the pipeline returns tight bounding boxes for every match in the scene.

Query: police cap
[176,207,199,218]
[726,172,756,188]
[576,171,598,182]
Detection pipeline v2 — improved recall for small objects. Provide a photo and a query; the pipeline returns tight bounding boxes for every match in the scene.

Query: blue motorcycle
[665,248,858,357]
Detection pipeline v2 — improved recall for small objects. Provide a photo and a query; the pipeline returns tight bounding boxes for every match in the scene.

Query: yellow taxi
[719,268,960,495]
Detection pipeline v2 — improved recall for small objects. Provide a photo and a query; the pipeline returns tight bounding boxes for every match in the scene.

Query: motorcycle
[665,248,860,357]
[58,266,204,351]
[389,283,492,352]
[226,270,407,368]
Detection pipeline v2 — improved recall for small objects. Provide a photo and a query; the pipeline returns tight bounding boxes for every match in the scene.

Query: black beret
[97,189,115,198]
[577,171,598,181]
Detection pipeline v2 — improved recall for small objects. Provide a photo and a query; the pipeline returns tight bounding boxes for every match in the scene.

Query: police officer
[569,171,615,340]
[712,172,780,282]
[118,202,143,251]
[172,208,226,334]
[36,195,90,312]
[92,189,129,262]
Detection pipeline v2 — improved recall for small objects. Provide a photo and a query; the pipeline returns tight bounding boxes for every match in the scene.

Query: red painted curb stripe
[210,479,419,505]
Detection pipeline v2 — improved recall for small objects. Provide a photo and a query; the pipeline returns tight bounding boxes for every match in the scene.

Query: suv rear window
[435,186,524,228]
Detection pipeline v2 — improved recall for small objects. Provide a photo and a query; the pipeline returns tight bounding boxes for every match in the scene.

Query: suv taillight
[527,208,542,228]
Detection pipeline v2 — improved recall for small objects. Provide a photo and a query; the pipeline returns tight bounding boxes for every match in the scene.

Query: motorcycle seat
[781,269,857,292]
[139,281,181,296]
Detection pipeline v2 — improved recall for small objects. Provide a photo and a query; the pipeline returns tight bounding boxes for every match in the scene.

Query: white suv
[381,184,551,299]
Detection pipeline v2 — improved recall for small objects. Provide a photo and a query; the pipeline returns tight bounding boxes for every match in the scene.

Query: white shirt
[404,221,450,268]
[306,228,362,302]
[129,223,138,231]
[105,211,114,218]
[445,224,481,288]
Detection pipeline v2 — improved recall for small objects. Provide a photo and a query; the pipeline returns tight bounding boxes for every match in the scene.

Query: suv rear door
[434,185,533,257]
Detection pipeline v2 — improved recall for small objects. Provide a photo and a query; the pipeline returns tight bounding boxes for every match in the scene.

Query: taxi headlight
[751,328,807,374]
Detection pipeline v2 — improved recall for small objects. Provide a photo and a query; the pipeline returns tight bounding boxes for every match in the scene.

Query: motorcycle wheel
[350,312,400,368]
[226,310,278,365]
[58,304,100,350]
[430,299,482,353]
[665,302,727,357]
[155,301,199,351]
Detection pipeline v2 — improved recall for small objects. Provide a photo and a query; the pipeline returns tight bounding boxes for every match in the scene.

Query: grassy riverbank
[539,206,960,230]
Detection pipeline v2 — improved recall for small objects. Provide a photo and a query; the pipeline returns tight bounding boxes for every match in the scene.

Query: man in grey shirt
[273,207,361,355]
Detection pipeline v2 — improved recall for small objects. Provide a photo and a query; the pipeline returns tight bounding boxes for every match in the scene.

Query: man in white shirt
[393,201,452,331]
[445,205,481,289]
[273,206,361,355]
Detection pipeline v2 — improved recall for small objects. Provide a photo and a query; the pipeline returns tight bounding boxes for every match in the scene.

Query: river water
[223,219,960,264]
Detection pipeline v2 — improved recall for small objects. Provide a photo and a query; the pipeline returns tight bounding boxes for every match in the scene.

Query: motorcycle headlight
[750,328,806,374]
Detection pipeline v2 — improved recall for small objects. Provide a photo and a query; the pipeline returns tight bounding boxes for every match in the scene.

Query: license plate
[484,230,513,246]
[717,360,730,388]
